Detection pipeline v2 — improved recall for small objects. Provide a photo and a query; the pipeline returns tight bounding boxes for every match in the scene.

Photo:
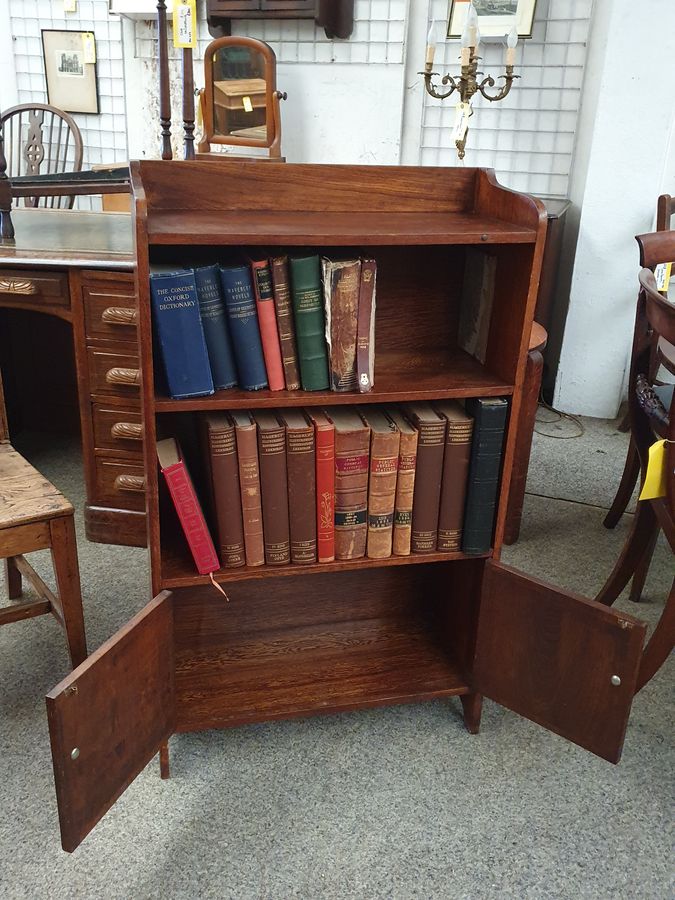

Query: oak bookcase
[46,162,646,852]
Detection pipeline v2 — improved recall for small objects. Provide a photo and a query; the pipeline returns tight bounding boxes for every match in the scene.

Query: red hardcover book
[250,256,285,391]
[157,437,220,575]
[306,409,335,563]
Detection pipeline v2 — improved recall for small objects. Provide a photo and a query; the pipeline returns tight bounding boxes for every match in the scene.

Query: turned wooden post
[157,0,173,160]
[182,48,196,160]
[0,119,15,243]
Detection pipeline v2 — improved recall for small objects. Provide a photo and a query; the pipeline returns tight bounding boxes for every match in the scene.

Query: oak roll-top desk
[0,208,146,547]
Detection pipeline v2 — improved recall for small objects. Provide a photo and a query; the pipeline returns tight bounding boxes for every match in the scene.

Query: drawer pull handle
[114,474,146,493]
[102,306,137,326]
[0,278,37,295]
[106,367,141,387]
[111,422,143,440]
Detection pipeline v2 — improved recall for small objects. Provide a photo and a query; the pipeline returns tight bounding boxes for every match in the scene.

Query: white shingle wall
[421,0,592,196]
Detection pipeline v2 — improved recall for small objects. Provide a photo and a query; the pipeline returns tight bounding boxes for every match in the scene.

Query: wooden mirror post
[157,0,173,160]
[182,48,196,161]
[0,120,14,243]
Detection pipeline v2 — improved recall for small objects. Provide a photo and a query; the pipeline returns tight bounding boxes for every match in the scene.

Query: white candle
[426,20,437,67]
[506,22,518,66]
[461,47,470,66]
[467,4,478,47]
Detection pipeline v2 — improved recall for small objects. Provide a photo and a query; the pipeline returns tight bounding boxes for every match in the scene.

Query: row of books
[150,254,377,400]
[157,398,508,576]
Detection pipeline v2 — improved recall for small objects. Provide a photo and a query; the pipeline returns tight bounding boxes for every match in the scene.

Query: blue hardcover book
[193,265,238,390]
[219,264,268,391]
[149,267,214,399]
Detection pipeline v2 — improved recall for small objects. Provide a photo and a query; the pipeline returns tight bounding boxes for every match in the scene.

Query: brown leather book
[405,402,447,553]
[231,410,265,567]
[270,255,301,391]
[322,258,361,392]
[202,413,245,567]
[324,406,370,560]
[433,401,474,552]
[387,408,419,557]
[356,258,376,393]
[278,408,317,564]
[360,407,399,559]
[253,409,290,565]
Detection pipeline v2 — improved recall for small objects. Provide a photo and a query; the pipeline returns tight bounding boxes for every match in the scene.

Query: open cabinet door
[474,562,646,763]
[46,592,174,852]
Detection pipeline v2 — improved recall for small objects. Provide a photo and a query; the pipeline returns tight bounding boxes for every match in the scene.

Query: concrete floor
[0,415,672,899]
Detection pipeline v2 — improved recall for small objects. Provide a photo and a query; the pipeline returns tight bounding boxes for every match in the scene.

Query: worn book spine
[250,258,285,391]
[356,259,376,393]
[312,419,335,563]
[150,270,214,399]
[270,255,301,391]
[392,428,418,557]
[334,427,370,560]
[204,418,245,567]
[234,420,265,566]
[411,419,447,553]
[437,415,474,552]
[257,423,291,565]
[193,264,238,390]
[160,459,220,575]
[289,255,330,391]
[322,259,361,392]
[462,398,508,554]
[366,428,400,560]
[286,423,317,564]
[219,265,268,391]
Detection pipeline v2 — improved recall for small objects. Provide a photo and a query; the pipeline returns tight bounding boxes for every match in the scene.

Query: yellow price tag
[638,439,667,501]
[654,261,672,292]
[242,96,253,113]
[82,32,96,64]
[173,0,197,49]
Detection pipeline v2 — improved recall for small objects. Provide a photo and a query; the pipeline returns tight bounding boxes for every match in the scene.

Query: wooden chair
[0,103,83,209]
[0,369,87,668]
[595,263,674,692]
[605,195,675,540]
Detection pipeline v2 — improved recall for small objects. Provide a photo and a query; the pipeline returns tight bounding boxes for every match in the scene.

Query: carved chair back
[0,103,84,209]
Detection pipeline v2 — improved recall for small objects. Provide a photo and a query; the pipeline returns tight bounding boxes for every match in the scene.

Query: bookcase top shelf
[153,352,513,412]
[146,210,538,246]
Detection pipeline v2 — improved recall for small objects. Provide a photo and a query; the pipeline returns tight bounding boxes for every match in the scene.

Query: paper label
[654,262,672,292]
[242,95,253,113]
[81,32,96,64]
[451,101,472,143]
[64,0,77,12]
[639,439,667,500]
[173,0,197,49]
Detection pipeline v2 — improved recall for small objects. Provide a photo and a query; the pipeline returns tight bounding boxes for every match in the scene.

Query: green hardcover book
[289,255,330,391]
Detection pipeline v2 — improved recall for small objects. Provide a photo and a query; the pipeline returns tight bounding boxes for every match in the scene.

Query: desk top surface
[0,208,135,271]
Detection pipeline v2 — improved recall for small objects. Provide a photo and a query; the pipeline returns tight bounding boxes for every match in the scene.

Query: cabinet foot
[461,693,483,734]
[159,741,170,779]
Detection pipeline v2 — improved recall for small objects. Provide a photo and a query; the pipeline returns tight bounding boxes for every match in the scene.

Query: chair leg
[603,437,640,529]
[596,500,659,607]
[49,515,87,668]
[4,557,22,599]
[628,528,659,603]
[635,579,675,693]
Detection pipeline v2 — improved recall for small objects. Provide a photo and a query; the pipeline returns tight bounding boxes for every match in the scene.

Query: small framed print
[447,0,538,39]
[42,29,99,115]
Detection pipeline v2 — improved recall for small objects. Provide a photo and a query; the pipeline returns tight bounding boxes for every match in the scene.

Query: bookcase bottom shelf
[172,566,473,732]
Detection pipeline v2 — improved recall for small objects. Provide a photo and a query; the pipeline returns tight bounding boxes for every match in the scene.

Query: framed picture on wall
[42,30,99,115]
[447,0,538,39]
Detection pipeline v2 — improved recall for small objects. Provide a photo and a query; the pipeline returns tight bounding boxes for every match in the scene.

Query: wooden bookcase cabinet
[46,163,646,853]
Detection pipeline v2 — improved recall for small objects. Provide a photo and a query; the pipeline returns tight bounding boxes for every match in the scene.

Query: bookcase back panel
[171,566,470,731]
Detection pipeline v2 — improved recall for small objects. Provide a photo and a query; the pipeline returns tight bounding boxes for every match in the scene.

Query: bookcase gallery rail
[45,163,647,854]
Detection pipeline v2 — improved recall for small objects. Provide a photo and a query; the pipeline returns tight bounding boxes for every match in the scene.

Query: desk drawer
[83,272,137,342]
[92,401,143,453]
[0,269,69,310]
[93,455,146,512]
[88,347,140,398]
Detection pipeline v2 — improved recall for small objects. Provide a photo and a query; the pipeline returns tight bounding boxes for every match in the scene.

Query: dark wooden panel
[84,504,147,547]
[46,593,174,852]
[0,267,69,312]
[82,270,137,342]
[92,401,143,453]
[474,562,646,763]
[92,454,146,511]
[87,346,140,398]
[173,567,469,730]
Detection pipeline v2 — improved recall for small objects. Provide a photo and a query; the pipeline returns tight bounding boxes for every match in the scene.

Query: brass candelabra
[421,49,518,160]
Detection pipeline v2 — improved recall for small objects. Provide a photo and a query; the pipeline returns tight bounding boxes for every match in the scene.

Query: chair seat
[0,443,72,529]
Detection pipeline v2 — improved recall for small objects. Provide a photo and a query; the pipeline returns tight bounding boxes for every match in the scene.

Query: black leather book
[462,398,509,554]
